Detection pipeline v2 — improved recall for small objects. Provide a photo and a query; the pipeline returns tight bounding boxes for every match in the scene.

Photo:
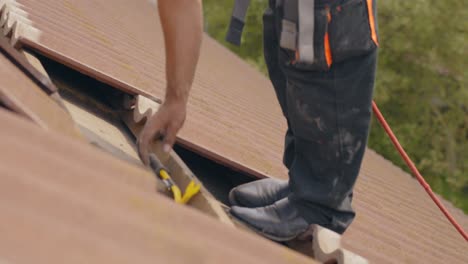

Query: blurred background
[202,0,468,213]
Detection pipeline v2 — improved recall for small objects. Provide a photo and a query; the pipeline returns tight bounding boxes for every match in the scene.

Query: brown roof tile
[0,50,82,139]
[0,108,315,264]
[345,150,468,263]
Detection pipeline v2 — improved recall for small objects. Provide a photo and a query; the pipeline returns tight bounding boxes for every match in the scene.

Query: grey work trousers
[263,0,378,234]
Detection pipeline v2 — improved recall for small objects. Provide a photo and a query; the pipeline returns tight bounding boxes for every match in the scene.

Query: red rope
[372,101,468,241]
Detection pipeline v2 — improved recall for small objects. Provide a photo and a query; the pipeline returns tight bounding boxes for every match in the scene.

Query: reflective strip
[297,0,314,63]
[280,19,297,50]
[366,0,379,46]
[226,0,251,45]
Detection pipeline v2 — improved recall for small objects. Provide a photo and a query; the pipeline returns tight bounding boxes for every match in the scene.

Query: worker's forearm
[158,0,203,104]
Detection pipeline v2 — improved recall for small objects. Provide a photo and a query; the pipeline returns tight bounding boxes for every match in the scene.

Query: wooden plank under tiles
[62,97,142,166]
[0,108,316,264]
[121,97,234,226]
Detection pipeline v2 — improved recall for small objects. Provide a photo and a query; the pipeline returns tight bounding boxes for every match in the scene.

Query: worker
[139,0,379,241]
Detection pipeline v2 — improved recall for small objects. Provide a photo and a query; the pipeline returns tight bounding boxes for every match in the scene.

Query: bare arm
[138,0,203,165]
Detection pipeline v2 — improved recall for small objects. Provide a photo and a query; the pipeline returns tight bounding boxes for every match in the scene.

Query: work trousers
[264,0,378,234]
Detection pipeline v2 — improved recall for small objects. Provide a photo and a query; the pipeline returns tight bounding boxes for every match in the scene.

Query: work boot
[230,197,313,241]
[228,178,289,207]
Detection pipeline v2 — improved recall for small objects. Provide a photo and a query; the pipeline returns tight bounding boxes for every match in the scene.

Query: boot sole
[228,209,305,242]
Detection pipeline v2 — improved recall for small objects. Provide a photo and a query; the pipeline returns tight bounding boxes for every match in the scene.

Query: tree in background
[370,0,467,211]
[203,0,467,212]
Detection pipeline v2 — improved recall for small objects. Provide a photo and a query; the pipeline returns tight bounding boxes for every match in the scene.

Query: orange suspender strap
[324,10,333,67]
[324,32,332,67]
[366,0,379,46]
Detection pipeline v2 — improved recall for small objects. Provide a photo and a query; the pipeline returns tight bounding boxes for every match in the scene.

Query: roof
[7,0,287,179]
[0,108,315,264]
[1,0,467,263]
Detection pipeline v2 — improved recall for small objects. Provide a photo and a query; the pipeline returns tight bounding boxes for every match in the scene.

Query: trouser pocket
[328,0,378,63]
[281,8,330,71]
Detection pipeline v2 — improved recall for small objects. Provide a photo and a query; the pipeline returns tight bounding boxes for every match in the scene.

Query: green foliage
[371,0,468,212]
[203,0,468,212]
[203,0,267,73]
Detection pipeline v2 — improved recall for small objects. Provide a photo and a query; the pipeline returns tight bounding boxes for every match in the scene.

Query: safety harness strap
[226,0,315,64]
[226,0,251,45]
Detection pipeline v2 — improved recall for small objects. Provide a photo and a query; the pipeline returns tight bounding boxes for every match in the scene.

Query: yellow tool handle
[181,180,202,204]
[149,153,201,204]
[159,170,183,203]
[159,167,200,204]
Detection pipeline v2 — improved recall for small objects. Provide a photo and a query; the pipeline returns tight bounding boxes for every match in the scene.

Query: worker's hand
[137,98,187,166]
[138,0,202,165]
